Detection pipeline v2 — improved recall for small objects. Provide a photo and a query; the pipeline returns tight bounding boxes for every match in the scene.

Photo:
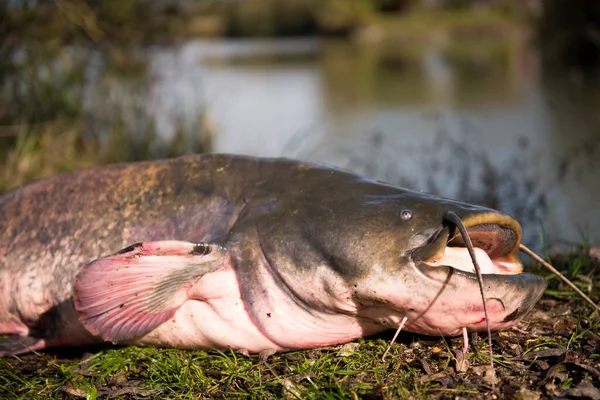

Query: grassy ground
[1,249,598,399]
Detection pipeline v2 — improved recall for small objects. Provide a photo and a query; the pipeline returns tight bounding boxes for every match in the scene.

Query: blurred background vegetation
[1,0,599,249]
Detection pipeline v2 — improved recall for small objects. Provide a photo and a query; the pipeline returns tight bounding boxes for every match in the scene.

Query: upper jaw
[410,212,524,276]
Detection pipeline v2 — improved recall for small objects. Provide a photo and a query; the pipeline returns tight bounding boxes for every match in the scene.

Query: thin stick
[382,316,407,361]
[445,211,495,391]
[519,244,600,313]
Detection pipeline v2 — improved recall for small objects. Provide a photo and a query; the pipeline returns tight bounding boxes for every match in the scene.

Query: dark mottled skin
[0,155,268,345]
[0,153,546,352]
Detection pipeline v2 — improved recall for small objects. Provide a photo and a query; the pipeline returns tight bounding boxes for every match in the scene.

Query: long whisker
[444,211,495,391]
[519,244,600,313]
[382,316,407,362]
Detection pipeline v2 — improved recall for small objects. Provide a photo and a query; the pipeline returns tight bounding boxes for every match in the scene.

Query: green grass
[0,340,470,399]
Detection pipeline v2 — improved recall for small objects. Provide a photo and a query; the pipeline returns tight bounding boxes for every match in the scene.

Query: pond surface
[11,35,600,251]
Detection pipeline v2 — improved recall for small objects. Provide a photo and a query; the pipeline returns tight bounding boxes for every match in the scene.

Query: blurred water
[8,36,600,250]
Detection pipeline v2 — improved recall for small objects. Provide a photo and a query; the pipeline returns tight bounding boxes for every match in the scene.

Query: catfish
[0,154,547,356]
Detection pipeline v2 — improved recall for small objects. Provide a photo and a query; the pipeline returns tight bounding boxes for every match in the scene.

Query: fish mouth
[407,211,547,331]
[411,212,524,275]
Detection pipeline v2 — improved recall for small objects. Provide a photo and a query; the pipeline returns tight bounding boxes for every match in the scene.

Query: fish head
[315,182,547,336]
[256,176,547,337]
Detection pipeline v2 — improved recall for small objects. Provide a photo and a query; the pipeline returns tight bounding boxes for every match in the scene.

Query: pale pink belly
[129,266,382,352]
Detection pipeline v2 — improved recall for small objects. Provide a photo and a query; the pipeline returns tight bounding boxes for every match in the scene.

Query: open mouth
[411,213,523,275]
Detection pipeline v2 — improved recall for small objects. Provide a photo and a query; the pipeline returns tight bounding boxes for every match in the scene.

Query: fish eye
[400,209,413,220]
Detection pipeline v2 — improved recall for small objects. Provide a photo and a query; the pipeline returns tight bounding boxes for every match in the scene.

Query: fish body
[0,154,546,355]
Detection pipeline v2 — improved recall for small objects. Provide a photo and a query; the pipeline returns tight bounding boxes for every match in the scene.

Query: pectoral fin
[74,240,226,343]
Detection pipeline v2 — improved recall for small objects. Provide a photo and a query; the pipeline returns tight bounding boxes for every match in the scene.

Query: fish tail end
[0,335,46,356]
